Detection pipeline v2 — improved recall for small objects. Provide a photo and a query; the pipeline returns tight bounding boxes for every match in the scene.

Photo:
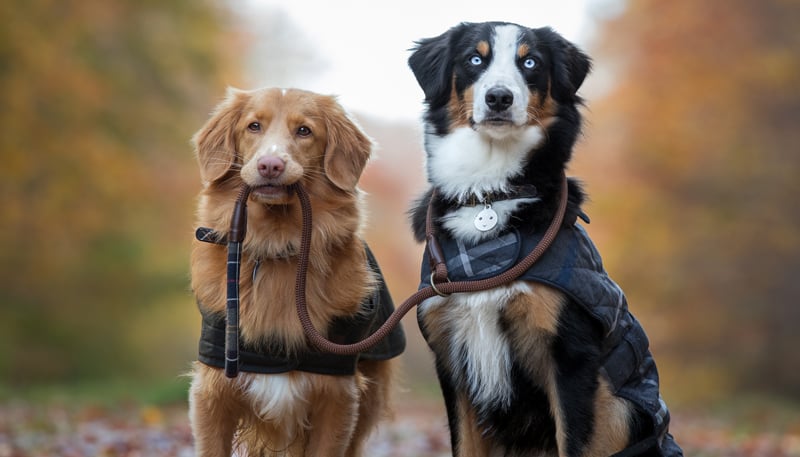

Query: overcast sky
[234,0,622,121]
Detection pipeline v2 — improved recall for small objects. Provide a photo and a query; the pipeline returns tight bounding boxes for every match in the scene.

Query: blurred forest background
[1,0,799,446]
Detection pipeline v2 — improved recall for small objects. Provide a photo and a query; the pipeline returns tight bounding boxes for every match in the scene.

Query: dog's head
[193,87,373,204]
[408,22,591,139]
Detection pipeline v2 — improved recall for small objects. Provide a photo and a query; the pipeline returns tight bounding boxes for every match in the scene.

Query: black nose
[485,87,514,111]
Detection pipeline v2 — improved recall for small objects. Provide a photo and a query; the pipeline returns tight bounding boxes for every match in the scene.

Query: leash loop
[425,189,450,284]
[220,177,568,361]
[289,174,569,355]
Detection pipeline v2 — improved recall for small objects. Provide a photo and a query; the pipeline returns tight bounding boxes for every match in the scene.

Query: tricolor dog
[408,22,683,456]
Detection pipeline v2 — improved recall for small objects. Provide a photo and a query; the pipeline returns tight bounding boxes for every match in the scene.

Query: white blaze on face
[472,25,530,127]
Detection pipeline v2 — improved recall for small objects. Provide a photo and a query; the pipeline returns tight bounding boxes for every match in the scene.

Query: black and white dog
[408,22,682,457]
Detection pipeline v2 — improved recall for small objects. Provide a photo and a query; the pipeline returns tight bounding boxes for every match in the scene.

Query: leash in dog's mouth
[215,174,568,375]
[250,183,296,199]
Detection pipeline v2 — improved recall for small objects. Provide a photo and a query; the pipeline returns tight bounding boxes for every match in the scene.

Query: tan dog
[189,87,397,456]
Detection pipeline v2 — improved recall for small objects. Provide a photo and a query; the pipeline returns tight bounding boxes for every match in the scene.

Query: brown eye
[247,122,261,132]
[296,125,312,137]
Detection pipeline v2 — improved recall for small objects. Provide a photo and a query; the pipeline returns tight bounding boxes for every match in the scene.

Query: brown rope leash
[289,174,568,356]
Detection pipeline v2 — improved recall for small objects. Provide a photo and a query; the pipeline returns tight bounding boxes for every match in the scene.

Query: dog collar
[195,227,296,260]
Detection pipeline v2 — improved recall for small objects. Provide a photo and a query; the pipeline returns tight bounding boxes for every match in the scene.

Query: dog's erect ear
[408,26,460,108]
[322,99,373,192]
[538,27,592,103]
[192,87,246,183]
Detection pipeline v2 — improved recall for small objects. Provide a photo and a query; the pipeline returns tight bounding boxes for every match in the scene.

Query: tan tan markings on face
[526,82,558,128]
[449,41,490,128]
[517,43,530,58]
[448,74,473,129]
[476,40,490,57]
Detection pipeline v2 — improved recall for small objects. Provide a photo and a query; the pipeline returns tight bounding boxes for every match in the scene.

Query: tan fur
[526,88,559,132]
[438,283,635,457]
[502,285,569,456]
[189,87,395,456]
[476,40,490,57]
[584,377,634,457]
[448,75,473,129]
[454,390,493,457]
[434,49,558,133]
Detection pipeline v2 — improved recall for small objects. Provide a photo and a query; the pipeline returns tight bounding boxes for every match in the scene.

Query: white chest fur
[426,126,542,243]
[441,198,538,244]
[244,373,312,434]
[426,126,544,203]
[420,282,533,409]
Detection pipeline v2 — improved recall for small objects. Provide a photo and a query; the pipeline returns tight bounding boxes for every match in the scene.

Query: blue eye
[469,55,483,66]
[523,57,536,69]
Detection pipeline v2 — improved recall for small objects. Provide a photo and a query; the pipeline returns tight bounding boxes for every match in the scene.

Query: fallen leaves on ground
[1,400,799,457]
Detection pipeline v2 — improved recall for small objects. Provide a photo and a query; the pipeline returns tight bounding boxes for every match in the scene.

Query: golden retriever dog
[188,87,400,457]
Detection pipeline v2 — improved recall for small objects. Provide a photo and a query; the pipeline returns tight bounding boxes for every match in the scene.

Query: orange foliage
[581,0,800,400]
[0,0,241,384]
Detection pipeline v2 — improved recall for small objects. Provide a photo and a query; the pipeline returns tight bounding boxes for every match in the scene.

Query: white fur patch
[473,25,530,126]
[245,374,311,435]
[420,282,532,409]
[441,198,538,244]
[426,126,544,202]
[239,142,304,187]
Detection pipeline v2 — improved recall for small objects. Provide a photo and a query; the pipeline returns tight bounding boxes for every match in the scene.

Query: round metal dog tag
[474,204,498,232]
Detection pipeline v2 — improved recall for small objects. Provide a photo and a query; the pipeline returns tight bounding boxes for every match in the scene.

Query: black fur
[409,22,591,240]
[407,22,648,456]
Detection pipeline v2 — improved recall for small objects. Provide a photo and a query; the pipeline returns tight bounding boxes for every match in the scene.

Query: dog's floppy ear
[408,25,461,108]
[539,27,592,103]
[192,87,246,183]
[322,98,373,192]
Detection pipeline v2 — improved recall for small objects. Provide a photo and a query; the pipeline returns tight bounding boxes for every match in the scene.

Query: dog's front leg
[452,390,493,457]
[430,361,490,457]
[550,341,606,457]
[346,360,395,457]
[189,366,242,457]
[305,376,361,457]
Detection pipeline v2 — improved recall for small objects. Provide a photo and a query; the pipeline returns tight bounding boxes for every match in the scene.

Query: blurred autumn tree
[585,0,800,401]
[0,0,240,387]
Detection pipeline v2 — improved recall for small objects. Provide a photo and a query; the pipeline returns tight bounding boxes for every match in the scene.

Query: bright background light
[238,0,600,120]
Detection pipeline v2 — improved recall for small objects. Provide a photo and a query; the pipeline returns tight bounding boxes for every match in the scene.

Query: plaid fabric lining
[454,230,518,277]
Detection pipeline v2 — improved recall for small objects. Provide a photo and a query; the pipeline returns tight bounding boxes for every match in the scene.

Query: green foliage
[0,0,238,386]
